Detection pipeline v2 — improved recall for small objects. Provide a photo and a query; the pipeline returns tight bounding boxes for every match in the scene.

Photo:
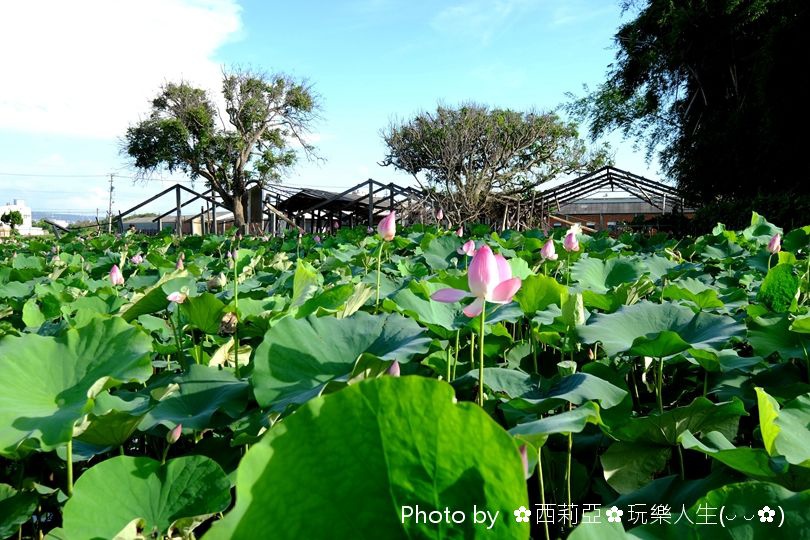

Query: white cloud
[430,0,536,45]
[0,0,242,139]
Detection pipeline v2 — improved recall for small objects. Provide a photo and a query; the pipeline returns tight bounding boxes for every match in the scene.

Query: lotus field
[1,212,809,539]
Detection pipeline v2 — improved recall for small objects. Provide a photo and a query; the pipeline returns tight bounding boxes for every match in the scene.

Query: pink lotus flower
[767,233,781,254]
[456,226,463,237]
[378,211,396,241]
[166,291,187,304]
[563,231,579,252]
[431,245,522,317]
[175,252,185,270]
[436,208,444,221]
[131,253,143,265]
[166,423,182,444]
[387,360,401,377]
[314,235,321,244]
[540,239,558,260]
[109,264,124,286]
[457,239,476,257]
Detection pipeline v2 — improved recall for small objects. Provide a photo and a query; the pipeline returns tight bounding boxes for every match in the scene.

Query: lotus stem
[676,445,685,481]
[233,243,240,378]
[656,358,664,414]
[452,330,460,380]
[375,242,384,310]
[478,302,486,407]
[538,447,550,540]
[66,439,73,496]
[566,403,573,517]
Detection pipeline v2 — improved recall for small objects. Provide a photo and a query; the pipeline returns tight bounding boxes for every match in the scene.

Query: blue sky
[0,0,656,215]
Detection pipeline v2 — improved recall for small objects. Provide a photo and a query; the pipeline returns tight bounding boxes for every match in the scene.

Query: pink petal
[378,211,396,241]
[468,245,498,298]
[490,278,522,303]
[431,288,470,303]
[463,297,485,318]
[495,253,512,281]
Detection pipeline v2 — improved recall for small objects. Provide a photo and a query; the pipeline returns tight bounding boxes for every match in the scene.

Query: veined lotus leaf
[0,317,152,458]
[205,377,528,540]
[62,455,230,539]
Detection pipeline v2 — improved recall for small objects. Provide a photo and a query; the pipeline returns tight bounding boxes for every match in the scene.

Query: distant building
[0,199,45,236]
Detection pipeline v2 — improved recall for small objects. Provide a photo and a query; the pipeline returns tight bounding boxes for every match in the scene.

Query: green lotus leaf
[756,388,810,466]
[571,256,644,294]
[509,401,602,447]
[578,300,745,357]
[605,397,746,446]
[205,377,528,540]
[748,312,810,359]
[0,484,38,539]
[510,373,627,412]
[515,274,568,315]
[120,271,197,322]
[600,441,672,495]
[140,364,249,432]
[758,263,799,313]
[251,312,431,408]
[62,455,230,539]
[679,430,786,479]
[423,235,461,270]
[181,292,226,334]
[0,317,152,458]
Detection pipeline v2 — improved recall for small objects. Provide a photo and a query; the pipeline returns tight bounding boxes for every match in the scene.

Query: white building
[0,199,45,236]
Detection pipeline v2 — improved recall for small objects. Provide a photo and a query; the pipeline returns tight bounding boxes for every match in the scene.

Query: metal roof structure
[535,166,692,218]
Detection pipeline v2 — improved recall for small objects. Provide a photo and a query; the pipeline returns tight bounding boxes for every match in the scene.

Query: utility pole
[106,174,115,234]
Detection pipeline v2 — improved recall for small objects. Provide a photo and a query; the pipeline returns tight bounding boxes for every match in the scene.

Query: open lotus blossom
[540,239,558,260]
[109,264,124,286]
[166,291,187,304]
[563,231,580,252]
[767,233,781,254]
[431,245,522,317]
[457,239,476,257]
[378,211,396,241]
[436,208,444,221]
[456,226,463,237]
[131,253,143,265]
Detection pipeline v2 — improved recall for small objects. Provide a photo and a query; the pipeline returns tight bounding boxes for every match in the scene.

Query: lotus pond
[0,213,809,539]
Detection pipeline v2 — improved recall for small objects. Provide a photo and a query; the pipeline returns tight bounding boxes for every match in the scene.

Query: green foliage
[569,0,810,203]
[1,210,23,229]
[381,103,610,224]
[124,68,319,227]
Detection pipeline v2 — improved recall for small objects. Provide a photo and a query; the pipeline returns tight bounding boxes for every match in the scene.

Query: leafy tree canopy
[381,103,610,224]
[124,67,319,228]
[568,0,810,201]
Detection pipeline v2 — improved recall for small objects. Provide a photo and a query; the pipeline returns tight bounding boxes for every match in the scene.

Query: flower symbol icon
[513,506,531,523]
[606,505,624,523]
[757,506,775,523]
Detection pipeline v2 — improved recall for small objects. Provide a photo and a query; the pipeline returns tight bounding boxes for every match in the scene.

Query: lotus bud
[386,360,401,377]
[767,233,781,254]
[166,291,187,304]
[588,348,595,360]
[436,208,444,221]
[236,230,243,241]
[563,231,579,252]
[367,226,374,234]
[219,312,238,335]
[109,264,125,286]
[456,226,463,237]
[540,239,558,261]
[378,211,396,241]
[131,253,143,265]
[519,444,531,479]
[226,250,232,259]
[457,239,476,257]
[314,235,321,244]
[166,424,182,444]
[206,272,227,291]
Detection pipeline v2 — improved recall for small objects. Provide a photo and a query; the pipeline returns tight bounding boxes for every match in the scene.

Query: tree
[124,68,319,230]
[568,0,810,202]
[381,103,610,224]
[1,210,23,231]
